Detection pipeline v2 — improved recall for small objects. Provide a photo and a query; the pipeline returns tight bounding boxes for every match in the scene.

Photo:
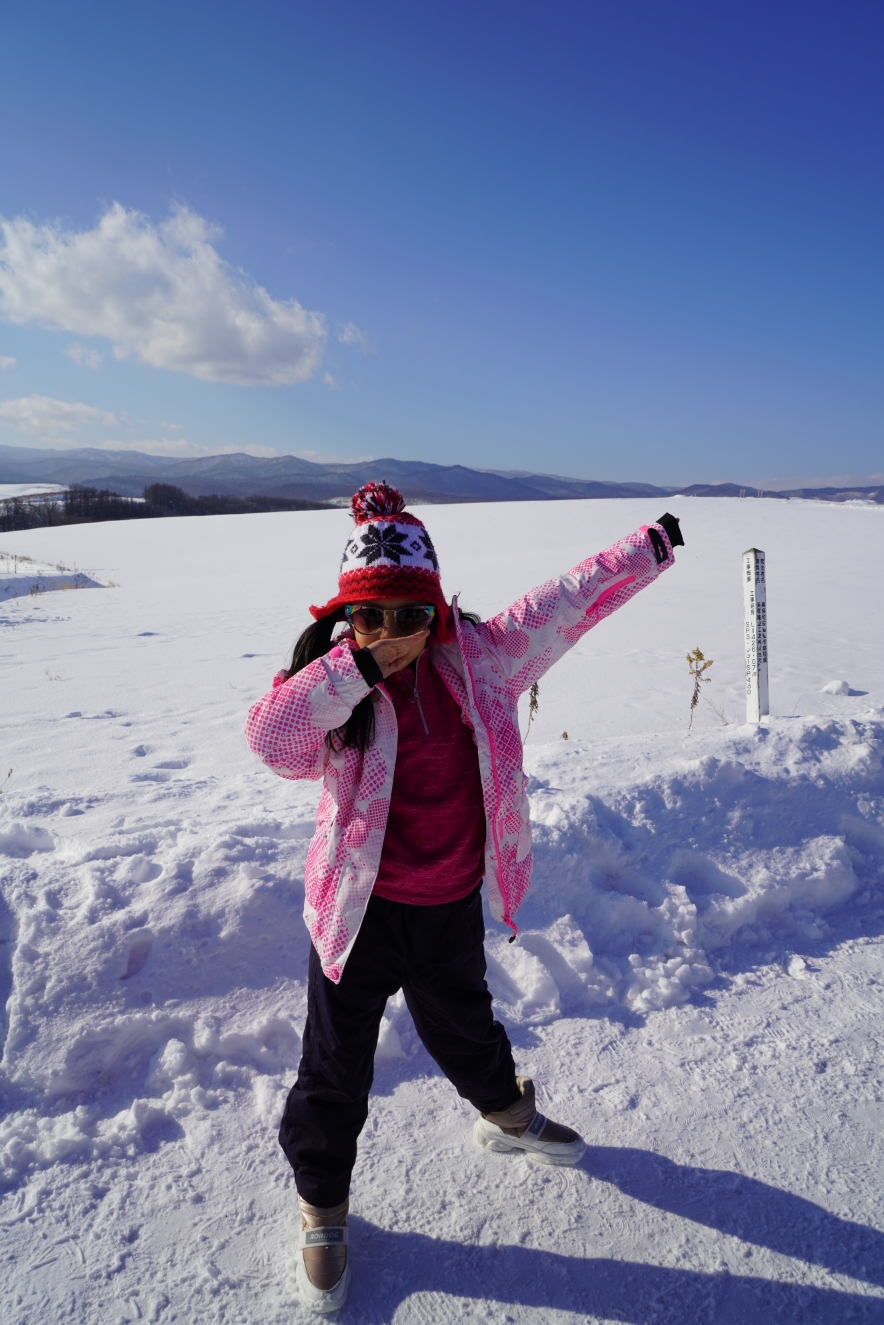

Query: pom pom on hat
[351,481,406,524]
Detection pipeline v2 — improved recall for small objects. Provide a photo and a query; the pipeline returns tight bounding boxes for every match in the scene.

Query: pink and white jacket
[245,523,676,982]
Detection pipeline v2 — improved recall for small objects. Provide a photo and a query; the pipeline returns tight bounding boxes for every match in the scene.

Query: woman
[245,482,682,1311]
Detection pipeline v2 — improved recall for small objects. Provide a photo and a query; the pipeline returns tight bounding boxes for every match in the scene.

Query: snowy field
[0,484,68,500]
[1,496,883,1324]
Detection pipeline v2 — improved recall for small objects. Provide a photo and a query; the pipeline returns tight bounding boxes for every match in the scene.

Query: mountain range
[0,444,881,505]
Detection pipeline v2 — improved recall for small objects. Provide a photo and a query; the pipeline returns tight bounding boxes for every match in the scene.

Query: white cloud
[65,341,103,369]
[323,371,343,391]
[338,321,375,355]
[0,354,16,370]
[160,420,183,432]
[0,394,119,436]
[0,203,327,386]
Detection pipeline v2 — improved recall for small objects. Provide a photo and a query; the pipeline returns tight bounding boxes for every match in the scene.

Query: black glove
[655,512,684,548]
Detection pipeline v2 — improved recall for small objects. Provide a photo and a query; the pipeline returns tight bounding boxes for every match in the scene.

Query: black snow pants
[279,885,519,1207]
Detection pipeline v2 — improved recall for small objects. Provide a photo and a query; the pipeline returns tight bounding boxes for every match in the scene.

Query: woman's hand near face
[361,630,430,679]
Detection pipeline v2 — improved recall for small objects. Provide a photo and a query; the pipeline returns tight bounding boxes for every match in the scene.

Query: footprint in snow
[120,932,153,980]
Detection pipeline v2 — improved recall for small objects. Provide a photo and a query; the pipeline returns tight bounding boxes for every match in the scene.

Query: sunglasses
[344,604,436,636]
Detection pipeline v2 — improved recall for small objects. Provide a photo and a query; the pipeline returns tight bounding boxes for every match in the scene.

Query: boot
[473,1076,586,1166]
[296,1195,350,1314]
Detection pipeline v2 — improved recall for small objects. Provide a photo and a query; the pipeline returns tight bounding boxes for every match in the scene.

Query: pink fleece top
[372,649,486,905]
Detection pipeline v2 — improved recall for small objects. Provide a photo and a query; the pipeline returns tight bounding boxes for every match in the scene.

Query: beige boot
[474,1076,586,1166]
[296,1195,350,1314]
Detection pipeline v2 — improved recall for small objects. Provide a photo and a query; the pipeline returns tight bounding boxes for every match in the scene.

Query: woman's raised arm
[473,518,681,695]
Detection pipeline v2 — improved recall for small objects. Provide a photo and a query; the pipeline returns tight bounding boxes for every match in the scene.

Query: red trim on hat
[310,568,451,640]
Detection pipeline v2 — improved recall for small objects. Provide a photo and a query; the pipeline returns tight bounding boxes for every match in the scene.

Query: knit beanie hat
[310,482,451,640]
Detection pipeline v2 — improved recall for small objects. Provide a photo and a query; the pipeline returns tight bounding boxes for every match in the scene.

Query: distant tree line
[0,484,330,532]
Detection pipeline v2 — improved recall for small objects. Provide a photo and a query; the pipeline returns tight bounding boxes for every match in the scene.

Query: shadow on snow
[340,1214,882,1324]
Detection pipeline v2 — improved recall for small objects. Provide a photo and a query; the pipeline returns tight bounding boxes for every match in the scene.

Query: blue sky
[0,1,881,486]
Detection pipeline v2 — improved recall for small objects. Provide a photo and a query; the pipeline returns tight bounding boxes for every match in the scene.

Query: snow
[1,497,883,1323]
[2,549,105,602]
[0,484,68,500]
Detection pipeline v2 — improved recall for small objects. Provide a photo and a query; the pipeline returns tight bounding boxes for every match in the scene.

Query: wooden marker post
[743,548,769,723]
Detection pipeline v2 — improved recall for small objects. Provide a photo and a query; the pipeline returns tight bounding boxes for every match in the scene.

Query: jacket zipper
[451,599,515,938]
[411,657,430,736]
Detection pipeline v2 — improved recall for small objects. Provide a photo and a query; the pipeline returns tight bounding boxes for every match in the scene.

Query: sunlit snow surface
[1,497,883,1323]
[0,484,67,500]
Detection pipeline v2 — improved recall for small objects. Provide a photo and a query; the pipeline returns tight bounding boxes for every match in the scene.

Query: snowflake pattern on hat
[341,522,439,572]
[344,524,409,567]
[417,529,439,570]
